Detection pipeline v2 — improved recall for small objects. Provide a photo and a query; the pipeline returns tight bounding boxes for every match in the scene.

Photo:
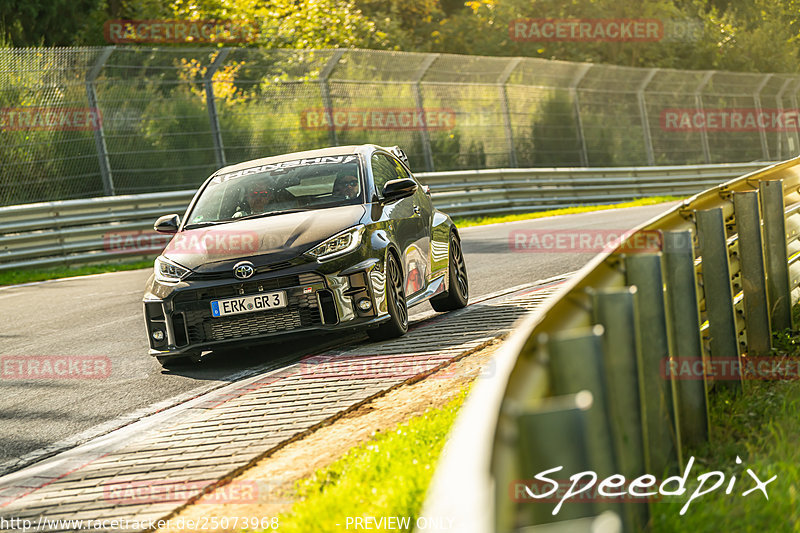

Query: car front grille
[179,284,323,344]
[185,304,322,343]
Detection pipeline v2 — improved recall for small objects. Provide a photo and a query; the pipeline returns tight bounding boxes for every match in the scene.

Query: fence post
[788,78,800,157]
[759,180,794,331]
[694,72,714,164]
[637,69,658,166]
[413,53,439,172]
[204,48,231,169]
[570,64,592,167]
[625,253,682,474]
[498,58,521,168]
[733,190,773,355]
[662,230,710,449]
[754,74,773,161]
[695,207,742,389]
[775,78,793,160]
[318,49,344,147]
[85,46,116,196]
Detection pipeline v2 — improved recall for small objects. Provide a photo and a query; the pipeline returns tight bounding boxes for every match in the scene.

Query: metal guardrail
[421,158,800,532]
[0,162,772,272]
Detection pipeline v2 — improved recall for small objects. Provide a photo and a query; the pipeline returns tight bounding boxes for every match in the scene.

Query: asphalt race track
[0,202,676,472]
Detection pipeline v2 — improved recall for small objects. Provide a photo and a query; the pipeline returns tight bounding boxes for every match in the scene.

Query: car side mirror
[382,178,418,202]
[154,214,181,234]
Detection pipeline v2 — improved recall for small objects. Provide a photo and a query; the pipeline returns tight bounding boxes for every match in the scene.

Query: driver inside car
[332,173,360,200]
[233,187,276,218]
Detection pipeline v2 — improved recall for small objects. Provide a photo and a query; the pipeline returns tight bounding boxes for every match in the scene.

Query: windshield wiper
[183,220,232,229]
[233,208,310,221]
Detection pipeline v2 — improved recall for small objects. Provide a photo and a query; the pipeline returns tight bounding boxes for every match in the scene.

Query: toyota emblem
[233,261,255,279]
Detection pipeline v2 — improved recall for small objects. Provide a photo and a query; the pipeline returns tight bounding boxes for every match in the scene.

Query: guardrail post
[413,54,438,172]
[637,69,658,166]
[570,64,591,167]
[662,230,710,449]
[624,253,682,474]
[319,49,345,147]
[85,46,116,196]
[547,327,626,525]
[498,58,521,168]
[204,48,231,169]
[759,180,794,331]
[513,392,595,526]
[694,72,714,164]
[590,287,647,531]
[733,191,773,355]
[547,327,617,477]
[695,207,743,390]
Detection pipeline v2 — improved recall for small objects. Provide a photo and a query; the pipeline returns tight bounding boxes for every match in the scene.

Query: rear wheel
[367,253,408,341]
[430,233,469,312]
[156,351,201,369]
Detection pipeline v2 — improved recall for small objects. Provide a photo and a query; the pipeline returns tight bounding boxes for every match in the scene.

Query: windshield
[185,155,363,226]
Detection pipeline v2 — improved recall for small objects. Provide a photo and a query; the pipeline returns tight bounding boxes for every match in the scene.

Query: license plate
[210,291,287,317]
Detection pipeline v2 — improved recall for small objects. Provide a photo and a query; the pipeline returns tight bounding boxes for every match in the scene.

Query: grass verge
[0,259,154,287]
[272,389,468,533]
[452,196,682,228]
[650,320,800,531]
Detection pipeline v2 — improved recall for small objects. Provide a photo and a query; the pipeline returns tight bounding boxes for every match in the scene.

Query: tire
[430,232,469,312]
[367,253,409,341]
[156,351,201,369]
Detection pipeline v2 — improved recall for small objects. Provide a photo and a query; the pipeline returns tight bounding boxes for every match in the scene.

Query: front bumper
[144,260,388,356]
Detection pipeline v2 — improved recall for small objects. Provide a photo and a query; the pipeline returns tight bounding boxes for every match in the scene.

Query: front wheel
[430,233,469,312]
[367,253,408,341]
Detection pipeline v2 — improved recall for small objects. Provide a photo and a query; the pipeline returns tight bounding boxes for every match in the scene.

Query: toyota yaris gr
[143,144,469,367]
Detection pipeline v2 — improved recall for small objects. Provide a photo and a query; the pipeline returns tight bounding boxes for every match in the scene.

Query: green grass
[650,320,800,532]
[271,390,468,533]
[452,196,682,228]
[0,260,154,287]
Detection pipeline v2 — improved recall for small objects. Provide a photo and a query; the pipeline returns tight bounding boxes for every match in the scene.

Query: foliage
[650,321,800,531]
[6,0,800,75]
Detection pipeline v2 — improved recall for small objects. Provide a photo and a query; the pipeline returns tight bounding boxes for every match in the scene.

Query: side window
[371,153,401,199]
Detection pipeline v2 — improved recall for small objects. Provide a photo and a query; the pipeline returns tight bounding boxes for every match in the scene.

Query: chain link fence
[2,46,799,206]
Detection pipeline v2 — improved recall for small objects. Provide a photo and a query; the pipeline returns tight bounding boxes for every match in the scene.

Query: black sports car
[143,144,469,367]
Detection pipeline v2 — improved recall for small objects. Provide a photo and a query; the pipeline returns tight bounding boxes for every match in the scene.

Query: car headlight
[154,256,192,282]
[305,225,365,261]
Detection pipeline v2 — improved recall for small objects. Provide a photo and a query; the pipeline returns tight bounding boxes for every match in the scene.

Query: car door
[370,152,430,297]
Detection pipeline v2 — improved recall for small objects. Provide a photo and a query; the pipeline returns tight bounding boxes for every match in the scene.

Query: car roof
[213,144,388,176]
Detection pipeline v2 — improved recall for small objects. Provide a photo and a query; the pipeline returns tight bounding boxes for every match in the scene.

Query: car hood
[162,204,367,271]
